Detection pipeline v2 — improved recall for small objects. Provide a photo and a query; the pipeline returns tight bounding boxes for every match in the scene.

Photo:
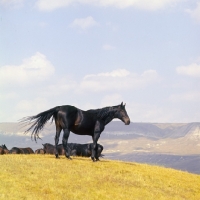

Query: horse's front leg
[55,126,61,158]
[92,136,100,162]
[62,128,71,160]
[92,121,101,162]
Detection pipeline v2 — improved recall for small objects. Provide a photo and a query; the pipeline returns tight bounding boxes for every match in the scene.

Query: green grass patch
[0,155,200,200]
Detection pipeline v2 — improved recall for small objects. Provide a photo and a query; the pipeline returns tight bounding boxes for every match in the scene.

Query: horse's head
[2,144,8,150]
[115,102,130,125]
[42,143,47,150]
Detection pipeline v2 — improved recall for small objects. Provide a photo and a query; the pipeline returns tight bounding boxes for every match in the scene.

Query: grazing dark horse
[21,147,34,154]
[9,147,23,154]
[0,147,5,155]
[35,148,46,154]
[42,143,55,154]
[21,102,130,161]
[19,148,31,154]
[42,143,65,155]
[1,144,34,154]
[0,144,9,154]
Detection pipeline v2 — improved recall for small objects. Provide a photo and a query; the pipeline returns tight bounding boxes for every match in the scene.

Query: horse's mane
[87,106,118,121]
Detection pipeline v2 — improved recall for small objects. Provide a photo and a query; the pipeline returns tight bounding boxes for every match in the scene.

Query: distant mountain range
[1,121,200,174]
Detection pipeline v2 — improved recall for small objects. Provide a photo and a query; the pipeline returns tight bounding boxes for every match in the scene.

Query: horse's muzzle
[124,118,130,125]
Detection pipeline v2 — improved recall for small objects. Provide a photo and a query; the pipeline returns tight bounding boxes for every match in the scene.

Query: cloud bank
[70,16,98,30]
[79,69,159,92]
[176,63,200,77]
[35,0,182,11]
[0,52,55,87]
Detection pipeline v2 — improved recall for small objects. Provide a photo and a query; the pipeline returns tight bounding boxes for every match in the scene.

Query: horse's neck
[94,106,116,125]
[104,116,114,125]
[103,110,116,125]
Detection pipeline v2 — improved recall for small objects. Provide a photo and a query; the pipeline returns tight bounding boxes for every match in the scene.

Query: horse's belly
[70,111,95,135]
[70,125,93,136]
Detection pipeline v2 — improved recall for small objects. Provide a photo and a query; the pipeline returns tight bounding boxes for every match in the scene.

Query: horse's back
[35,149,45,154]
[20,148,29,154]
[56,106,96,135]
[26,147,34,154]
[10,147,23,154]
[56,105,79,128]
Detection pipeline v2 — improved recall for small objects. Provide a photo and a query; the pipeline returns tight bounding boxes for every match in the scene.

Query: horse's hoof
[66,156,72,160]
[91,157,94,161]
[55,154,60,159]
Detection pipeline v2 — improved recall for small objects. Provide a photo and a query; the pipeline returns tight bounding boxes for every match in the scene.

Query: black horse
[35,148,46,154]
[21,102,130,161]
[1,144,9,154]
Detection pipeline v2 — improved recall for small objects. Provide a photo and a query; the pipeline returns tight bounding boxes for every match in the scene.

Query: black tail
[20,107,59,141]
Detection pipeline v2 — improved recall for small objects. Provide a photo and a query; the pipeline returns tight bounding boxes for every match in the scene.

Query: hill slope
[0,155,200,200]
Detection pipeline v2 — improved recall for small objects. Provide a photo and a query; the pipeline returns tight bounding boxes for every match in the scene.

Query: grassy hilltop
[0,155,200,200]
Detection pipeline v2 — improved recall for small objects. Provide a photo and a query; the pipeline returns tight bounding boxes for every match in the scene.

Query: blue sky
[0,0,200,123]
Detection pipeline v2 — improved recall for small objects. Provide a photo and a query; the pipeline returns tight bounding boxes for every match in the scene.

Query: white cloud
[176,63,200,77]
[84,69,130,79]
[79,68,159,92]
[186,2,200,22]
[102,44,116,51]
[0,0,24,8]
[35,0,182,11]
[70,16,98,30]
[35,0,72,11]
[96,0,181,10]
[0,52,55,87]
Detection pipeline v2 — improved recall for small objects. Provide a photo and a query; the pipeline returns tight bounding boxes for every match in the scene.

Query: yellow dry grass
[0,154,200,200]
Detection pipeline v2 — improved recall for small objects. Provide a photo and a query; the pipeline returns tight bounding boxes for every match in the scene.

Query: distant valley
[1,121,200,174]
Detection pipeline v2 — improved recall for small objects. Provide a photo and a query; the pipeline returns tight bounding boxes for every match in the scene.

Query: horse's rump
[10,147,23,154]
[26,147,34,154]
[35,149,46,154]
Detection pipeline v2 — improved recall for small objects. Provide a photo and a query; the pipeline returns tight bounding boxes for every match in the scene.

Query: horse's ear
[120,102,126,108]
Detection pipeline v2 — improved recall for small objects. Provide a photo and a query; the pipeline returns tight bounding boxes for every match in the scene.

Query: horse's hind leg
[62,128,71,159]
[55,125,62,158]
